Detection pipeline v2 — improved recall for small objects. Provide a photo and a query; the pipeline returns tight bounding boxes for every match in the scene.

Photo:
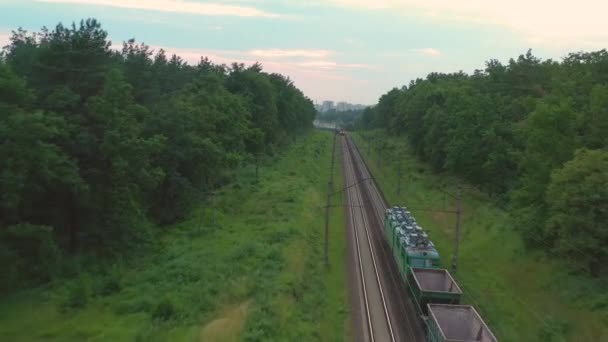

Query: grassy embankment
[0,131,349,341]
[352,130,608,342]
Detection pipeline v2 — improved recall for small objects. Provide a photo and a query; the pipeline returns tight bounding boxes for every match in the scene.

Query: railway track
[343,136,395,342]
[342,134,425,342]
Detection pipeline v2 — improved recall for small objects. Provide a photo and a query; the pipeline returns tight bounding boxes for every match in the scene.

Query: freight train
[384,206,498,342]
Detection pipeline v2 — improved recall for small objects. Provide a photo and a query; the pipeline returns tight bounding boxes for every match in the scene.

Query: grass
[352,130,608,342]
[0,131,349,341]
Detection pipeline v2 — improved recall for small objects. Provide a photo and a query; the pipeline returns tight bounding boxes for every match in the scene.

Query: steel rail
[343,142,375,341]
[343,137,396,342]
[346,135,421,342]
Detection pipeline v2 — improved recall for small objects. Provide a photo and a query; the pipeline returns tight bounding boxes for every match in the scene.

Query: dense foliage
[0,19,315,291]
[359,49,608,276]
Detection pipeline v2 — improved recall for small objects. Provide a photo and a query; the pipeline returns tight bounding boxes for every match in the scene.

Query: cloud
[0,32,10,47]
[293,60,374,69]
[321,0,608,47]
[36,0,281,18]
[248,49,331,58]
[154,47,374,71]
[116,44,376,102]
[413,48,441,57]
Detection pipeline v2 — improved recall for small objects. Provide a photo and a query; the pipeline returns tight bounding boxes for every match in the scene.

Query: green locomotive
[384,206,441,274]
[383,206,462,313]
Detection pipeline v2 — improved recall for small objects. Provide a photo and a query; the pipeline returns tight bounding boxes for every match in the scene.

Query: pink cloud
[0,32,10,47]
[248,49,331,59]
[325,0,608,47]
[36,0,281,18]
[413,48,441,57]
[121,45,376,102]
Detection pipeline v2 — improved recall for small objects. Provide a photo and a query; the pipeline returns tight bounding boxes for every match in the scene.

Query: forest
[357,49,608,277]
[0,19,316,292]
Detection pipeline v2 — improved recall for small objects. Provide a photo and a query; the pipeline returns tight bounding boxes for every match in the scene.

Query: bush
[537,318,570,341]
[0,224,61,292]
[94,274,122,297]
[93,265,122,296]
[152,298,176,321]
[62,275,92,310]
[113,297,154,314]
[242,305,277,342]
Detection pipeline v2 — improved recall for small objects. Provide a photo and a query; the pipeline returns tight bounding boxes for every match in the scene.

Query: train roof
[428,304,498,342]
[388,205,440,258]
[411,268,462,294]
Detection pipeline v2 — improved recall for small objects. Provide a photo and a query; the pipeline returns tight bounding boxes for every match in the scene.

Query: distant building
[336,102,348,112]
[321,101,335,112]
[316,100,368,113]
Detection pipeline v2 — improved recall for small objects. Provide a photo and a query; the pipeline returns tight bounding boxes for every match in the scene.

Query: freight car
[426,304,498,342]
[409,268,462,314]
[383,205,498,341]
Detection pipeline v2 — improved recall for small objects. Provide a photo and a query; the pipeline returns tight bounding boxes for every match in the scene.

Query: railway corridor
[341,135,425,342]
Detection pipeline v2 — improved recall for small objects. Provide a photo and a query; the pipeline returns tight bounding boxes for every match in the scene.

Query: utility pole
[324,180,331,267]
[451,187,462,274]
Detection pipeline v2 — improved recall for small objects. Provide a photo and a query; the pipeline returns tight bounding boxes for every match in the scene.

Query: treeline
[316,109,363,130]
[359,49,608,276]
[0,19,316,291]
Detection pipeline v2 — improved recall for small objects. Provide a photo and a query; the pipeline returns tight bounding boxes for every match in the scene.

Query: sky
[1,0,607,104]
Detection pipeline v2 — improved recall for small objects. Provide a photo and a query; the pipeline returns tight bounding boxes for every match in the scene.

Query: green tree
[511,97,577,244]
[578,85,608,149]
[148,74,249,223]
[546,149,608,276]
[0,17,316,290]
[227,63,279,147]
[0,63,82,289]
[79,68,164,249]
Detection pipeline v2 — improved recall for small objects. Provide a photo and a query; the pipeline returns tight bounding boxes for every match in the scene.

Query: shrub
[62,275,92,310]
[113,297,154,314]
[537,318,570,341]
[152,298,176,321]
[0,224,61,292]
[94,272,122,297]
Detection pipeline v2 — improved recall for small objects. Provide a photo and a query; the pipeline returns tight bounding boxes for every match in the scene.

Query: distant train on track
[384,206,498,342]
